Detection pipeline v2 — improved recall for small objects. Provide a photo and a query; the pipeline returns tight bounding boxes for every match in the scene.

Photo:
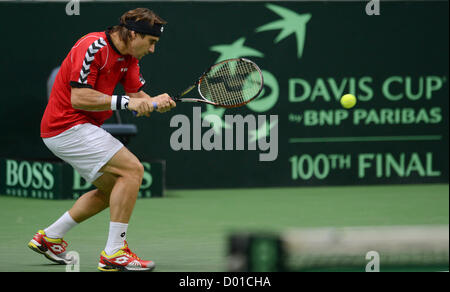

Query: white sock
[44,211,78,239]
[104,222,128,256]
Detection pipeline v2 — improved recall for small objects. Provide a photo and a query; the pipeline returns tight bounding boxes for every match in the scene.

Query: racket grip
[131,102,158,116]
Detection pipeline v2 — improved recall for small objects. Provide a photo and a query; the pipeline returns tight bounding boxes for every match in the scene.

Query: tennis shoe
[98,241,155,272]
[28,230,73,265]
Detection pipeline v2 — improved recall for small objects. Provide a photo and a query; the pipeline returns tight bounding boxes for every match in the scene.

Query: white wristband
[111,95,130,110]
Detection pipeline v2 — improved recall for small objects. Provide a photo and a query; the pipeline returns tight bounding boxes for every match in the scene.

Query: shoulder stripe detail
[78,37,107,84]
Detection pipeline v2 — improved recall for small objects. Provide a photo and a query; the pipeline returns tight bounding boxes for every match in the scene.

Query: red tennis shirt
[41,30,146,138]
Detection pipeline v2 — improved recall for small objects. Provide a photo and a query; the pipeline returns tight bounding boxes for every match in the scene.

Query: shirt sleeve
[121,58,146,93]
[69,37,108,89]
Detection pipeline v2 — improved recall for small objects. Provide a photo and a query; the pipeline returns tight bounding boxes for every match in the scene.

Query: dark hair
[109,8,167,44]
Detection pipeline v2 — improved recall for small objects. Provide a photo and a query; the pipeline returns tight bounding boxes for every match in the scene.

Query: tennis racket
[170,58,264,108]
[132,58,264,115]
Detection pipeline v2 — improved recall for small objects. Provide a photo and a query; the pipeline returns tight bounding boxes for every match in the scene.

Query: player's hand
[127,98,154,117]
[152,93,176,113]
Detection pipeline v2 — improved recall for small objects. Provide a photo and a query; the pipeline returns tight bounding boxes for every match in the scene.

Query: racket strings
[200,59,262,106]
[219,62,246,105]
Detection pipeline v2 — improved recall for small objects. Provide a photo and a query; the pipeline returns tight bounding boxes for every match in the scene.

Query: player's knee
[135,162,144,179]
[127,160,144,181]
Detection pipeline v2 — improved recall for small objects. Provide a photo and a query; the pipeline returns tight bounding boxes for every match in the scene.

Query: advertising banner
[0,158,165,199]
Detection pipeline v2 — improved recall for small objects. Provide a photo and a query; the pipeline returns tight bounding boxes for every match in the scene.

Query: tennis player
[28,8,175,272]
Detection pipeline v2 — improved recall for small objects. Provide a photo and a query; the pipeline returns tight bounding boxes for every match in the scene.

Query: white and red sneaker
[98,241,155,272]
[28,230,73,265]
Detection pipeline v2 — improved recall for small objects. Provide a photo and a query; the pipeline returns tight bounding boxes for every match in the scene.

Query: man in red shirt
[28,8,175,272]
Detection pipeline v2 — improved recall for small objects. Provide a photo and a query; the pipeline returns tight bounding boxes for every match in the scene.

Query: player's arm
[71,87,112,111]
[71,87,155,116]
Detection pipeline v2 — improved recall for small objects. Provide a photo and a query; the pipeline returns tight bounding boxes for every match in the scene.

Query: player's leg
[95,147,155,272]
[65,146,146,261]
[28,173,117,264]
[98,146,142,256]
[67,172,117,223]
[98,146,144,224]
[43,172,117,236]
[45,146,144,251]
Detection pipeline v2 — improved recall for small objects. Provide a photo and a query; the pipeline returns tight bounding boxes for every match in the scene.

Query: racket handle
[132,102,158,116]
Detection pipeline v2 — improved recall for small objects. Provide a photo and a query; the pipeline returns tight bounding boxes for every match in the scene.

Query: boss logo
[4,159,54,190]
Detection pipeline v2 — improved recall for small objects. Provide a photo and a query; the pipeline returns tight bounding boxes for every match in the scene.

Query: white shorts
[43,123,124,183]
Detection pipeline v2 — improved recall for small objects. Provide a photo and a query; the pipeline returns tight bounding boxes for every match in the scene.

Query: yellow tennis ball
[340,94,357,109]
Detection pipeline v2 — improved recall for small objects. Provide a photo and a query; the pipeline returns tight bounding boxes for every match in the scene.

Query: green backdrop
[0,1,448,188]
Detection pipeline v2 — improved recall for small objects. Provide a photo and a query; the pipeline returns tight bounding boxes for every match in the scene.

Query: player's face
[129,33,159,60]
